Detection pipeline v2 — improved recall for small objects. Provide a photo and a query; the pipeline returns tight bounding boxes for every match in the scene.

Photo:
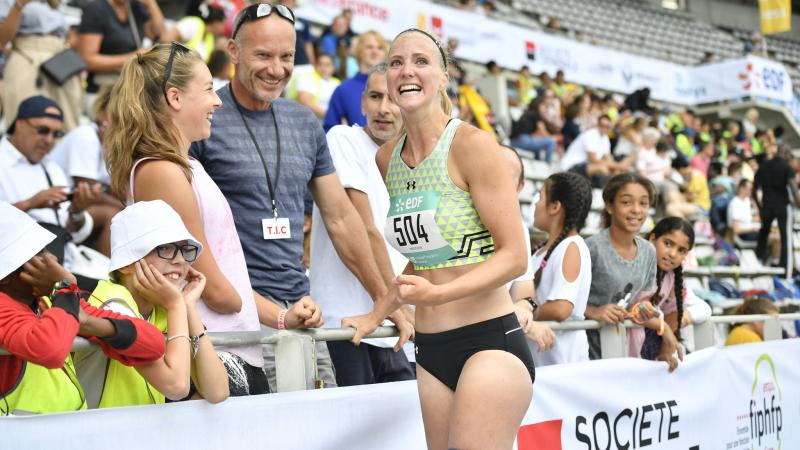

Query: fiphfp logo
[730,353,783,450]
[749,354,782,449]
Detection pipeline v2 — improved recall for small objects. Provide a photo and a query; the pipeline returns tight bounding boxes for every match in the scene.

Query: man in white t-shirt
[309,63,414,386]
[561,115,627,187]
[49,87,122,256]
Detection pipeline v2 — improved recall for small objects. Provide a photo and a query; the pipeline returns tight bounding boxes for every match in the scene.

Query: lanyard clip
[272,200,278,219]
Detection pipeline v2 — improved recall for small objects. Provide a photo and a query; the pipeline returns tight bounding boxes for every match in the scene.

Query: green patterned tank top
[384,119,494,270]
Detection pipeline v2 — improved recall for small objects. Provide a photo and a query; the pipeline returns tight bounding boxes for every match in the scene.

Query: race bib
[385,191,456,266]
[262,217,291,240]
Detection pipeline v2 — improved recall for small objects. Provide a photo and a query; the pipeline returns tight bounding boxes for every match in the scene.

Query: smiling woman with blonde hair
[104,43,322,396]
[343,28,535,450]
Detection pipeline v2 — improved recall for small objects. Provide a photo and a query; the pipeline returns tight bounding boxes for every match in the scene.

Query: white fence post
[274,333,315,392]
[693,320,716,350]
[599,323,627,358]
[762,316,783,341]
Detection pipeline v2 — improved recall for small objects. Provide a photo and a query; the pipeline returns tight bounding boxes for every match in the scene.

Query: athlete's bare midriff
[412,262,515,334]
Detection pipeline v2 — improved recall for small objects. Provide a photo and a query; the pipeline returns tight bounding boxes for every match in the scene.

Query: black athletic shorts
[415,312,536,391]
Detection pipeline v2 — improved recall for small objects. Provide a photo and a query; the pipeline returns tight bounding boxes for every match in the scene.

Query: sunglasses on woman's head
[231,3,295,40]
[155,243,199,263]
[162,42,192,103]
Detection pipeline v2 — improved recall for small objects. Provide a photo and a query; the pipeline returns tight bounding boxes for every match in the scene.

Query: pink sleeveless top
[129,158,263,368]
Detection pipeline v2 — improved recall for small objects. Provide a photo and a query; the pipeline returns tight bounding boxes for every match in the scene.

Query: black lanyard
[229,83,282,218]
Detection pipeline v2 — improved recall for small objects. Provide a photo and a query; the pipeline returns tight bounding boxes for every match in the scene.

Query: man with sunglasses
[190,3,401,392]
[0,96,102,266]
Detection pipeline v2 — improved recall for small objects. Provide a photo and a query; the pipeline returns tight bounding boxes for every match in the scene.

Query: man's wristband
[520,296,538,316]
[277,309,288,330]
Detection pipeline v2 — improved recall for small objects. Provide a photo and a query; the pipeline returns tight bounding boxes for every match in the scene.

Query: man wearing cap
[190,4,405,391]
[0,95,102,264]
[0,202,167,415]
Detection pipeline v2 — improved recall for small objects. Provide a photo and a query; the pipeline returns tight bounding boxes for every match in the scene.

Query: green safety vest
[183,16,215,62]
[77,280,168,408]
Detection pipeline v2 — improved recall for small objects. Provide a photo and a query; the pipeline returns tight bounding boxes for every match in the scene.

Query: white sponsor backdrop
[296,0,794,106]
[2,340,798,449]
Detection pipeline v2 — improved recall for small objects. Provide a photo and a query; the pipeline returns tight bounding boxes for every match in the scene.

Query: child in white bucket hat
[0,202,166,415]
[75,200,229,408]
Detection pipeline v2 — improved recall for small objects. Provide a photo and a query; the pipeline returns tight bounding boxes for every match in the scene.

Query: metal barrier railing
[2,314,799,392]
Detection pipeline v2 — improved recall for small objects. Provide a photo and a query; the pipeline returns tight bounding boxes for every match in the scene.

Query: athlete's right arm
[132,160,243,314]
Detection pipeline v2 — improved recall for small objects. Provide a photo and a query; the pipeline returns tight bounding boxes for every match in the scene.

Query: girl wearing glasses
[342,29,535,450]
[75,199,229,407]
[104,43,322,396]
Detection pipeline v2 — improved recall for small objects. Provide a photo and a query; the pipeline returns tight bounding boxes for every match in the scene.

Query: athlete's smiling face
[386,32,448,114]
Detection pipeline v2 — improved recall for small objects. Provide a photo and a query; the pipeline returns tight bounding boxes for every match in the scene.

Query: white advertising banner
[296,0,794,105]
[2,340,798,449]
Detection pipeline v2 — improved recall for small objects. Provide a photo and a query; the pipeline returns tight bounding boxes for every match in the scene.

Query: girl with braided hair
[628,217,695,372]
[530,172,593,365]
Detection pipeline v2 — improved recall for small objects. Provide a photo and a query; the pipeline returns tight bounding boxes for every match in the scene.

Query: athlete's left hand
[387,309,414,351]
[393,274,443,306]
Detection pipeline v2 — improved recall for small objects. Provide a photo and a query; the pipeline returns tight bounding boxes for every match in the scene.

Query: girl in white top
[530,172,593,365]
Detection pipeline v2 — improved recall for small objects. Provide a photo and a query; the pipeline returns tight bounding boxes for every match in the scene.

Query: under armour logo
[406,181,416,190]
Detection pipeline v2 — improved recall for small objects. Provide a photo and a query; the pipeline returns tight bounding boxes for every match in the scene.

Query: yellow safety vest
[1,296,86,415]
[76,280,168,408]
[183,16,215,62]
[1,357,85,415]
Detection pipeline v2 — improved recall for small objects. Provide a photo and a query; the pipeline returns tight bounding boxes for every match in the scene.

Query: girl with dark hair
[585,173,658,359]
[530,172,593,365]
[628,217,694,372]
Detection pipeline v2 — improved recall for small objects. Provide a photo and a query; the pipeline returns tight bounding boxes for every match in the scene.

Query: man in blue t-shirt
[322,30,388,132]
[189,4,400,392]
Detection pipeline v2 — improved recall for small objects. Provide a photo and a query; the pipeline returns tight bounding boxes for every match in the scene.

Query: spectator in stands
[310,63,414,387]
[707,163,733,234]
[666,157,710,219]
[77,0,164,104]
[161,4,226,62]
[561,100,581,149]
[536,71,553,96]
[0,202,166,415]
[500,146,555,354]
[572,92,596,132]
[623,87,653,115]
[562,115,627,188]
[0,96,101,266]
[278,0,315,68]
[538,88,562,131]
[585,174,657,360]
[105,42,322,395]
[323,30,388,132]
[753,143,799,268]
[76,200,229,407]
[728,179,774,249]
[516,65,535,107]
[510,99,557,164]
[0,0,82,130]
[343,28,535,450]
[635,128,670,186]
[629,217,696,372]
[318,15,350,77]
[529,172,593,366]
[689,140,714,175]
[551,69,578,103]
[49,86,121,257]
[485,60,501,76]
[674,128,697,159]
[742,108,759,140]
[191,5,390,392]
[293,53,340,120]
[207,48,231,91]
[613,114,647,162]
[725,298,779,346]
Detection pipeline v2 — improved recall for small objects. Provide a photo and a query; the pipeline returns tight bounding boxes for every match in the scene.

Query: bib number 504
[393,214,430,247]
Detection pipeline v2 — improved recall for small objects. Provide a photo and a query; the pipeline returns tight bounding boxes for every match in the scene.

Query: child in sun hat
[75,200,229,408]
[0,202,165,415]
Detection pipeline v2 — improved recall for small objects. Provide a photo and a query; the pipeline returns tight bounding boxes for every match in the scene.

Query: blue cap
[8,95,63,134]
